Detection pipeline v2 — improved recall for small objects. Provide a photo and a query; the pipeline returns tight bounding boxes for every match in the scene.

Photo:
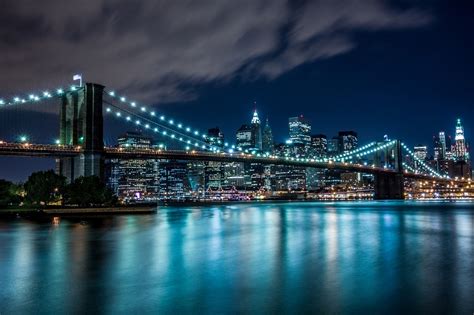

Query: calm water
[0,202,473,314]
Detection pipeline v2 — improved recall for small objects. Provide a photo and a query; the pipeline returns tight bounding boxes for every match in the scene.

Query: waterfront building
[158,160,190,200]
[205,161,224,189]
[223,162,246,189]
[109,131,159,202]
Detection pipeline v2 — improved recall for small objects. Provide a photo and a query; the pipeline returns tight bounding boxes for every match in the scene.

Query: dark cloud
[0,0,432,104]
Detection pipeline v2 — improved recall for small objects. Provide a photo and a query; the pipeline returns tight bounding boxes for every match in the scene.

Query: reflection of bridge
[0,82,464,200]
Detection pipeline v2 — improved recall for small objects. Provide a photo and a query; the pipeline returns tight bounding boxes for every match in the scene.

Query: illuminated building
[433,134,442,161]
[205,161,224,189]
[236,124,254,151]
[262,119,274,153]
[414,145,428,170]
[236,108,263,152]
[251,108,262,151]
[107,131,159,202]
[338,131,358,153]
[289,115,311,145]
[310,134,327,158]
[158,160,190,200]
[439,131,447,160]
[206,127,224,150]
[453,118,468,161]
[414,145,428,160]
[327,137,340,156]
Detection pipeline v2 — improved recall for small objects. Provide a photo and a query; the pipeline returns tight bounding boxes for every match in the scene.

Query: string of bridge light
[104,100,211,147]
[331,141,396,163]
[104,103,214,151]
[401,143,445,178]
[331,142,377,161]
[104,89,237,148]
[0,85,82,107]
[402,162,417,174]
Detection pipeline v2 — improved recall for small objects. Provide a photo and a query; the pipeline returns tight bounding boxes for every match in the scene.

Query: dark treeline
[0,170,116,208]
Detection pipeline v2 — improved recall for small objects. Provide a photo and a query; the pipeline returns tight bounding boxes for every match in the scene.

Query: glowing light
[120,97,126,102]
[20,136,27,142]
[57,88,64,94]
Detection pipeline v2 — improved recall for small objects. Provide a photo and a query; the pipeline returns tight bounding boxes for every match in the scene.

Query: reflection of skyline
[0,203,472,313]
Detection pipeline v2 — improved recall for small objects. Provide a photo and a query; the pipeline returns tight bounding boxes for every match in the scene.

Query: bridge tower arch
[374,140,404,199]
[57,83,105,183]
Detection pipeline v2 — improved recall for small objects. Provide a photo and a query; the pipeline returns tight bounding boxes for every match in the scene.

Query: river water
[0,201,473,314]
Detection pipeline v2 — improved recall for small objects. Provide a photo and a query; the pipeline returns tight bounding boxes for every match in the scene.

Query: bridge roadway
[0,142,461,182]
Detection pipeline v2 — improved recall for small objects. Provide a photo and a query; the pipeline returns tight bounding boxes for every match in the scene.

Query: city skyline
[0,1,473,181]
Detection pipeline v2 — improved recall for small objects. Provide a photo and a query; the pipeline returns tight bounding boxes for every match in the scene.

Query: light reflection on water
[0,201,473,314]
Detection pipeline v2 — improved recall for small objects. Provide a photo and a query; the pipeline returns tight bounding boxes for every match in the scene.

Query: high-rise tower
[251,107,262,151]
[262,118,274,153]
[454,118,468,161]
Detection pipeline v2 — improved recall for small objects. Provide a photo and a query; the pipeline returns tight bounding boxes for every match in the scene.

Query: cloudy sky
[0,0,473,180]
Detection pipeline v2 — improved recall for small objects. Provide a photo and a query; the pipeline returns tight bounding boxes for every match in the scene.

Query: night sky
[0,0,472,182]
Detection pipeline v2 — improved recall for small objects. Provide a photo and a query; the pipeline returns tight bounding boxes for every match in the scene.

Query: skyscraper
[236,108,263,152]
[433,134,442,161]
[236,124,254,151]
[206,127,224,150]
[338,131,358,153]
[251,108,262,150]
[310,134,327,158]
[262,119,274,153]
[110,131,159,202]
[439,131,447,160]
[327,137,340,156]
[289,115,311,144]
[454,118,468,161]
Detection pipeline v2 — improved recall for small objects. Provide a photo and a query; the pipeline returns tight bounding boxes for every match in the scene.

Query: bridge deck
[0,142,464,182]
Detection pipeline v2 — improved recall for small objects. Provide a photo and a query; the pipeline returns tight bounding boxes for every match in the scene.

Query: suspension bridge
[0,82,464,199]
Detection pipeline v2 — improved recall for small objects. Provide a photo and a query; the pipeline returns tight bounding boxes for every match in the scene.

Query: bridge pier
[58,83,105,183]
[374,173,404,200]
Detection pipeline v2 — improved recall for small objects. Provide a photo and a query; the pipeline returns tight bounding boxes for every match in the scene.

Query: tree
[64,176,116,207]
[0,179,22,207]
[24,170,66,205]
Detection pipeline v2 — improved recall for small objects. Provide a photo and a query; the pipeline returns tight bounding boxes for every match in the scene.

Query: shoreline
[1,198,472,217]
